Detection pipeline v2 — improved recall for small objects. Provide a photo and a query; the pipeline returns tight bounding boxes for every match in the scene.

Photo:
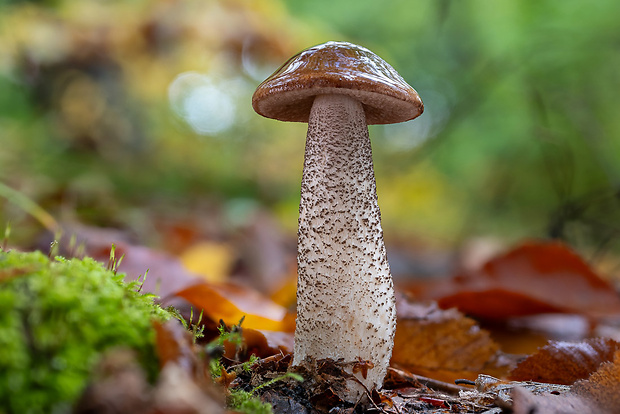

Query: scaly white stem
[293,93,397,400]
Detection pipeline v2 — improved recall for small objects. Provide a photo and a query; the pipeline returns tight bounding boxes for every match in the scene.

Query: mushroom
[252,41,423,400]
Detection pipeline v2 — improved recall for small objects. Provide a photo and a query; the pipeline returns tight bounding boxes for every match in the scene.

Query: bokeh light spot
[168,71,236,135]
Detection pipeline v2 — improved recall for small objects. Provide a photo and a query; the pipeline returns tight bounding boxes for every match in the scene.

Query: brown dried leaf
[391,295,502,383]
[74,349,151,414]
[221,328,294,361]
[152,320,226,412]
[511,387,595,414]
[465,374,570,406]
[241,328,294,358]
[408,241,620,320]
[214,366,236,389]
[438,289,567,319]
[511,351,620,414]
[152,363,225,414]
[153,319,198,373]
[571,350,620,412]
[383,367,424,390]
[509,338,620,384]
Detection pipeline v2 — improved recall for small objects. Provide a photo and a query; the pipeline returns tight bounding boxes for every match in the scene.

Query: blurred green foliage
[1,0,619,251]
[0,249,169,413]
[285,0,620,245]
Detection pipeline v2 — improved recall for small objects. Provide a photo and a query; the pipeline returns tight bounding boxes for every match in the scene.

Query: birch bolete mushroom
[252,41,423,400]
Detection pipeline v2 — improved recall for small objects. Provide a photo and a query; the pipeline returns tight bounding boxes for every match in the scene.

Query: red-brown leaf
[571,350,620,413]
[511,350,620,414]
[153,319,198,373]
[232,328,294,359]
[509,338,620,385]
[407,240,620,320]
[391,295,504,383]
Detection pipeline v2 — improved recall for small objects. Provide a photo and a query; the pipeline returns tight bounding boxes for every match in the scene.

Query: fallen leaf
[173,281,290,332]
[467,374,570,406]
[351,357,374,380]
[180,241,235,283]
[511,350,620,414]
[438,289,567,320]
[509,338,620,384]
[214,366,237,389]
[391,295,504,383]
[510,387,593,414]
[221,328,294,361]
[383,367,423,390]
[269,271,298,308]
[407,240,620,320]
[419,396,449,408]
[153,363,225,414]
[241,328,294,358]
[75,347,226,414]
[74,349,151,414]
[571,350,620,412]
[153,319,199,374]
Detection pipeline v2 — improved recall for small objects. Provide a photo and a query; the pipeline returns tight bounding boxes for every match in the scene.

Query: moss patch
[0,250,169,414]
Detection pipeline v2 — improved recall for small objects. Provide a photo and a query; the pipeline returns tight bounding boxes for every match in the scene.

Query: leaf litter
[32,224,620,413]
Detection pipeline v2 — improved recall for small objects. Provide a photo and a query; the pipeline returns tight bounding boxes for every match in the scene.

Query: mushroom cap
[252,41,423,125]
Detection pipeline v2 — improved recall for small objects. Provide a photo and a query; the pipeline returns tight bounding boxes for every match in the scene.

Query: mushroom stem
[293,94,397,398]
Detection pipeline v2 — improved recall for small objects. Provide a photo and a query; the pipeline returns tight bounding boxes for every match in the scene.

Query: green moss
[0,250,169,414]
[228,389,273,414]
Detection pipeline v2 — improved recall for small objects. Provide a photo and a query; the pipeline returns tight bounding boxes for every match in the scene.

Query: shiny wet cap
[252,41,423,125]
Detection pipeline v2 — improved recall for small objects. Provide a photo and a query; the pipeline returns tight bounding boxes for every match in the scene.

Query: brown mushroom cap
[252,41,423,125]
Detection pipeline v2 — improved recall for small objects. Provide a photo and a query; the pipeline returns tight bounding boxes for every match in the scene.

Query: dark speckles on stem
[293,94,397,398]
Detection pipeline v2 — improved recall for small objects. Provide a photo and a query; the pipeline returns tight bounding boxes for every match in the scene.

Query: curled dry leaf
[571,350,620,413]
[509,338,620,384]
[173,281,291,332]
[241,328,294,357]
[391,295,504,383]
[511,350,620,414]
[407,240,620,320]
[214,367,236,389]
